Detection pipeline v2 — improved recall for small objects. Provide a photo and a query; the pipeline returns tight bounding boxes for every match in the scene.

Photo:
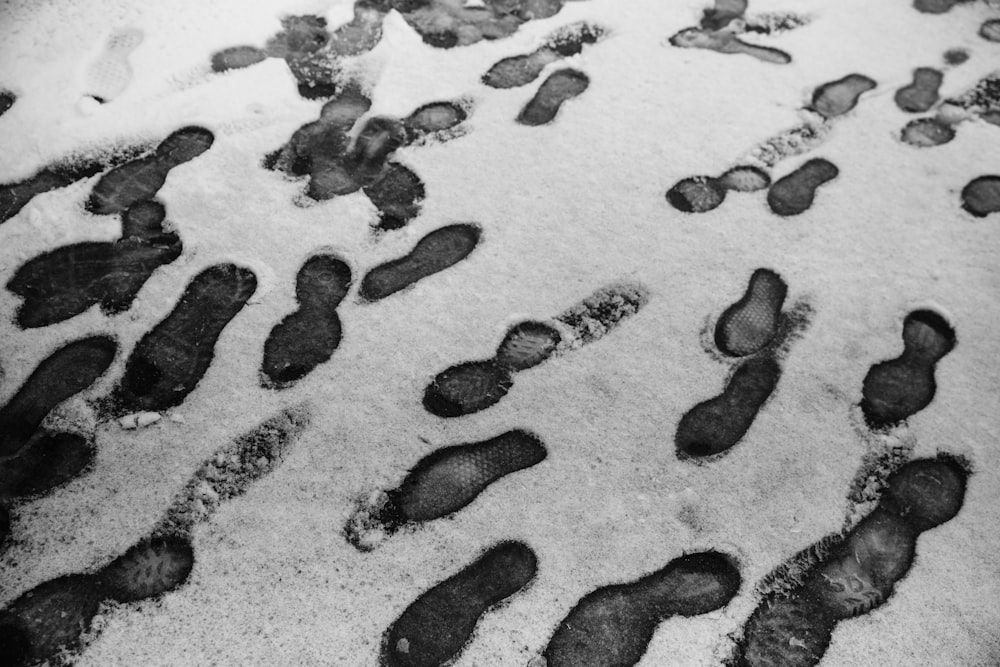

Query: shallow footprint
[108,263,257,415]
[961,175,1000,217]
[860,309,956,428]
[261,254,351,389]
[544,551,741,667]
[766,158,838,216]
[669,28,791,65]
[715,269,788,357]
[809,74,876,119]
[83,28,143,103]
[381,541,537,667]
[0,336,116,457]
[359,224,481,301]
[516,68,589,126]
[675,355,781,459]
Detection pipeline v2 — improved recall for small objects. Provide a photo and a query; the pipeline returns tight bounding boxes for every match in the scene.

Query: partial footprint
[362,162,425,231]
[482,22,604,89]
[982,19,1000,42]
[766,158,838,216]
[359,224,480,302]
[7,201,182,328]
[544,551,741,667]
[0,90,14,116]
[0,336,116,457]
[107,263,257,416]
[734,456,968,667]
[961,175,1000,217]
[381,540,537,667]
[701,0,748,30]
[424,283,647,418]
[809,74,876,119]
[261,254,351,389]
[211,45,267,72]
[912,0,971,13]
[516,68,589,126]
[87,126,215,215]
[714,269,787,357]
[0,432,95,499]
[900,71,1000,147]
[1,158,114,225]
[669,28,791,65]
[860,309,956,428]
[83,28,143,103]
[894,67,943,113]
[345,430,546,551]
[667,165,770,214]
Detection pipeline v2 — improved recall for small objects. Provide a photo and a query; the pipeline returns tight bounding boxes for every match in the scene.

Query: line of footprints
[1,260,967,666]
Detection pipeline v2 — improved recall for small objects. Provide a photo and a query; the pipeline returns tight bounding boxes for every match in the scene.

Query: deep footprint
[7,200,182,328]
[360,224,480,301]
[261,255,351,389]
[86,126,214,215]
[735,457,968,667]
[482,23,604,89]
[0,336,116,457]
[860,309,956,428]
[108,263,257,415]
[675,355,781,459]
[894,67,943,113]
[715,269,788,357]
[381,540,537,667]
[961,175,1000,217]
[516,68,589,126]
[0,432,95,499]
[766,158,839,216]
[809,74,876,119]
[544,551,741,667]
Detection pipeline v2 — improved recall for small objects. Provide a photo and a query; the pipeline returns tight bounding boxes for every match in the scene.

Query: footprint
[700,0,748,30]
[942,47,968,66]
[912,0,971,13]
[894,67,943,113]
[0,336,116,457]
[982,19,1000,43]
[766,158,838,217]
[344,430,546,551]
[0,90,14,117]
[381,0,563,50]
[516,68,589,126]
[0,407,309,666]
[669,28,792,65]
[860,309,956,429]
[666,165,770,214]
[210,45,268,72]
[87,126,215,215]
[381,540,537,667]
[0,505,9,546]
[359,224,481,302]
[1,157,113,225]
[899,116,956,147]
[543,551,741,667]
[961,175,1000,217]
[107,263,257,416]
[734,457,968,667]
[83,28,143,103]
[482,22,604,89]
[363,163,426,231]
[900,71,1000,147]
[0,432,95,500]
[7,201,183,328]
[263,15,330,61]
[424,283,646,418]
[261,255,351,389]
[714,269,788,357]
[809,74,876,119]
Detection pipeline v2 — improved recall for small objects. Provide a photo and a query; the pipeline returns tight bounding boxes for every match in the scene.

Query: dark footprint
[516,68,589,126]
[810,74,876,119]
[363,162,425,231]
[211,45,267,72]
[735,457,968,667]
[913,0,971,13]
[154,405,311,537]
[359,224,480,301]
[86,126,214,215]
[899,116,955,147]
[381,541,537,667]
[766,158,839,216]
[345,430,546,550]
[109,263,257,415]
[425,284,645,418]
[894,67,943,113]
[98,535,195,603]
[701,0,747,30]
[981,19,1000,43]
[942,48,968,65]
[961,175,1000,217]
[544,551,741,667]
[675,355,781,459]
[715,269,788,357]
[1,158,111,225]
[0,504,9,546]
[0,336,116,457]
[261,255,351,389]
[482,23,604,89]
[0,90,14,116]
[7,200,182,328]
[0,432,95,499]
[860,309,956,428]
[667,166,770,214]
[669,28,791,65]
